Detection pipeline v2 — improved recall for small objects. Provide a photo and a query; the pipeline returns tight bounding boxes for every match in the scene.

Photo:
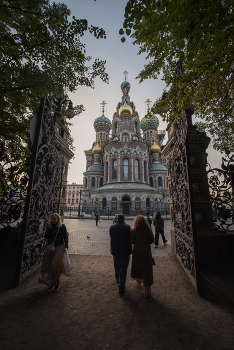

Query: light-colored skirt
[38,244,65,286]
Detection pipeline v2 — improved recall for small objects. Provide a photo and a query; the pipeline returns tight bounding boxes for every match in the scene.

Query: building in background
[65,183,83,211]
[82,75,169,216]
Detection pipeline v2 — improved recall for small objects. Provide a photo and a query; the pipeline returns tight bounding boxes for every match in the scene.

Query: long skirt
[38,244,65,286]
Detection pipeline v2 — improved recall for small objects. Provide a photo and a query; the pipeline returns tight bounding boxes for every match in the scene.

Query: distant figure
[113,214,118,224]
[153,212,167,248]
[109,213,132,295]
[38,213,68,292]
[94,210,100,227]
[130,215,154,298]
[145,212,152,227]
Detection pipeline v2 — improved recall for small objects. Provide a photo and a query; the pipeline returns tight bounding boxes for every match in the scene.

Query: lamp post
[78,190,82,218]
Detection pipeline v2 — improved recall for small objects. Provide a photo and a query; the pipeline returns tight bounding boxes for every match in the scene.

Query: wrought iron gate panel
[17,98,63,284]
[169,112,199,290]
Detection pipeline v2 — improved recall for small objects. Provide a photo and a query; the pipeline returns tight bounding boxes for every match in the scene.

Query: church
[82,78,169,216]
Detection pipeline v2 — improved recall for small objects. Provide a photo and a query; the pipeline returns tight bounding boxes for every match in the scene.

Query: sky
[54,0,223,184]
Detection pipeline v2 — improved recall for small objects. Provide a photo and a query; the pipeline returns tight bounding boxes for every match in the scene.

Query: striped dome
[121,81,131,91]
[94,115,111,131]
[141,113,159,130]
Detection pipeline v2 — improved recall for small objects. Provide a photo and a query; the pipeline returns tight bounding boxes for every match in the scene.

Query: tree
[120,0,234,153]
[0,0,108,179]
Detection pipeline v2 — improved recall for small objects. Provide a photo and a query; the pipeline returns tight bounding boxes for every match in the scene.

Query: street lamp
[78,190,82,218]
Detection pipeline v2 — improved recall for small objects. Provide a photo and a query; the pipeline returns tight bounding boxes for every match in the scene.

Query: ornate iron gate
[16,97,63,284]
[168,110,200,292]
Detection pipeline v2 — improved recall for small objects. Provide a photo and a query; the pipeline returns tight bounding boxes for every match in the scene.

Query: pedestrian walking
[153,211,167,248]
[113,213,118,224]
[109,213,132,295]
[94,210,100,227]
[145,211,152,227]
[38,213,69,292]
[130,215,154,298]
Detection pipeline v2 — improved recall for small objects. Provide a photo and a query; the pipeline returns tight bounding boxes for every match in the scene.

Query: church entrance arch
[122,195,130,215]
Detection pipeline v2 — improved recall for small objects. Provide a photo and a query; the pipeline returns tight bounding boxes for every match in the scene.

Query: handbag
[44,227,60,255]
[99,219,102,223]
[64,248,70,273]
[152,257,156,266]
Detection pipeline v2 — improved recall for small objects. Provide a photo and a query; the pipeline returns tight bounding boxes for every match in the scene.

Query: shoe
[47,285,55,292]
[119,290,125,296]
[54,280,60,292]
[154,245,158,248]
[164,243,167,246]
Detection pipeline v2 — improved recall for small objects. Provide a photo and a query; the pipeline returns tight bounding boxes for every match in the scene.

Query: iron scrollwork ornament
[206,153,234,231]
[169,112,196,282]
[19,99,63,283]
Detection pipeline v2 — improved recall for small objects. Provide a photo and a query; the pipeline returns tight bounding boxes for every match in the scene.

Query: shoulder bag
[44,227,60,255]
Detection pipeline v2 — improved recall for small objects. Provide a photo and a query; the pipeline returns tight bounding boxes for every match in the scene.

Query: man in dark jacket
[109,213,132,295]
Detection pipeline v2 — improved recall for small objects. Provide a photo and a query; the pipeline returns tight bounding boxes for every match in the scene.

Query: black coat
[110,221,132,257]
[45,224,68,249]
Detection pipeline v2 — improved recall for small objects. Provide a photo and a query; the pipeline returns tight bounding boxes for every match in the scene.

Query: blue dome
[86,164,104,172]
[141,113,159,130]
[94,115,111,131]
[121,81,131,91]
[149,162,167,171]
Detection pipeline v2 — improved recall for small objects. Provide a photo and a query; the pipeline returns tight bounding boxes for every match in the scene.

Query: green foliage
[120,0,234,152]
[0,0,108,175]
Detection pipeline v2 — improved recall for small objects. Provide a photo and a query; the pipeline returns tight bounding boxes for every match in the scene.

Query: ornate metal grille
[16,97,63,284]
[168,112,199,290]
[207,153,234,231]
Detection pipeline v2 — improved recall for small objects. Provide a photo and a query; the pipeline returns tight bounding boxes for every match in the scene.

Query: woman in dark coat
[38,213,68,292]
[130,215,154,298]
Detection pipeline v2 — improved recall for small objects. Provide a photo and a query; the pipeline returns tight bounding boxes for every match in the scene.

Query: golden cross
[123,71,128,81]
[145,98,152,113]
[101,101,107,115]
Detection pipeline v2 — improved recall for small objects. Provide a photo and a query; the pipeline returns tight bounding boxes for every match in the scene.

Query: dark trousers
[155,230,167,245]
[113,255,130,293]
[95,218,99,226]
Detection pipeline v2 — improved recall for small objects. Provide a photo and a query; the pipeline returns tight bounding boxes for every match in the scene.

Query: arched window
[114,122,118,134]
[102,197,107,209]
[106,162,108,182]
[85,177,87,188]
[134,122,137,134]
[100,178,103,187]
[135,159,139,180]
[112,197,117,210]
[158,177,162,188]
[150,177,154,187]
[135,197,141,211]
[112,159,117,180]
[123,158,129,180]
[146,198,150,208]
[144,161,147,182]
[91,177,95,188]
[123,134,128,143]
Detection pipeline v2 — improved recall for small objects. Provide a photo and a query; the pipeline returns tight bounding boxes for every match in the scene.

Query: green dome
[94,115,111,131]
[141,113,159,130]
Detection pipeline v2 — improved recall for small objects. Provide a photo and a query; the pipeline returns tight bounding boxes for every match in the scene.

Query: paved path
[64,218,172,256]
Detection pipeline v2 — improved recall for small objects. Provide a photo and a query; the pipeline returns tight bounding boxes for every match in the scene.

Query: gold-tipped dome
[150,141,161,154]
[92,143,102,154]
[119,100,132,116]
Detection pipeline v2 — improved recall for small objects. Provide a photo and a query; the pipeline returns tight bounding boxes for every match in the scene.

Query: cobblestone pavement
[64,218,172,256]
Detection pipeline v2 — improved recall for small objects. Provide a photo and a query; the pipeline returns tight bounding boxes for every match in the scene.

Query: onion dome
[94,115,111,131]
[149,162,167,171]
[141,112,159,130]
[92,143,102,154]
[150,141,161,154]
[121,81,131,92]
[119,100,133,116]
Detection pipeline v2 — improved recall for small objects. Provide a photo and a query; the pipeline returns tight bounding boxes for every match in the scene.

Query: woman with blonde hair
[130,215,154,298]
[38,213,68,292]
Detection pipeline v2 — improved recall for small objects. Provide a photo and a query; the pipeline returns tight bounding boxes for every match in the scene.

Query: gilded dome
[150,141,161,154]
[119,101,133,116]
[141,112,159,130]
[94,115,111,131]
[92,144,102,154]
